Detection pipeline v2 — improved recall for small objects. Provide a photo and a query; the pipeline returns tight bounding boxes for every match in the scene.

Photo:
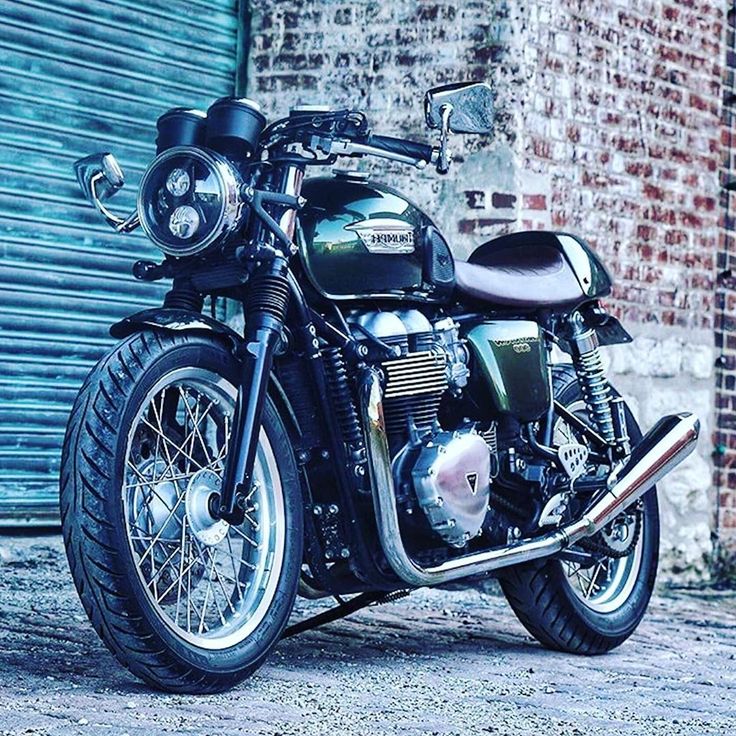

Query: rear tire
[499,367,659,654]
[60,331,303,692]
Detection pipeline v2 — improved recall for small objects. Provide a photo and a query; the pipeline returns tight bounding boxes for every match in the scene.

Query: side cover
[297,176,454,301]
[464,320,550,421]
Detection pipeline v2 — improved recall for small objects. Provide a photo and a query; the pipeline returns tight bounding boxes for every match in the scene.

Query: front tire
[60,331,303,692]
[499,367,659,654]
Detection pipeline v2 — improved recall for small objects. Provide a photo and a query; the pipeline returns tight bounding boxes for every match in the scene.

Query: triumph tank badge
[345,218,416,254]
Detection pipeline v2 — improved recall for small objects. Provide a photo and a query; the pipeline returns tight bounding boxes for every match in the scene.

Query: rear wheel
[499,367,659,654]
[60,331,303,692]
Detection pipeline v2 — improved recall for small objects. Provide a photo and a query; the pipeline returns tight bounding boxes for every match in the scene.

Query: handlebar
[365,134,434,164]
[271,109,438,169]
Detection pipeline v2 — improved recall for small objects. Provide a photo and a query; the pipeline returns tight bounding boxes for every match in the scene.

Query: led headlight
[137,146,244,257]
[169,205,200,239]
[166,167,191,197]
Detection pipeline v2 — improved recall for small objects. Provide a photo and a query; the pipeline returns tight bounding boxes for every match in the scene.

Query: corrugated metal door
[0,0,245,522]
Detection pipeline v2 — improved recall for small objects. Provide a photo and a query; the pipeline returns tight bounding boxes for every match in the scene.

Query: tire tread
[60,332,292,693]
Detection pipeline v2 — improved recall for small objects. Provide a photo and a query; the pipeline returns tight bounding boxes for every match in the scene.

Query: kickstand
[282,590,411,639]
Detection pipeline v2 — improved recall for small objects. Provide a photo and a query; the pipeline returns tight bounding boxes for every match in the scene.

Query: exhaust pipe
[361,370,700,588]
[563,412,700,545]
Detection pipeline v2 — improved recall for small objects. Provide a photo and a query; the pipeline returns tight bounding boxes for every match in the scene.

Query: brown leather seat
[455,233,586,308]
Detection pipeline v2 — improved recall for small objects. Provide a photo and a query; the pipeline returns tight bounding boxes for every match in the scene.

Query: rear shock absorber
[568,312,615,444]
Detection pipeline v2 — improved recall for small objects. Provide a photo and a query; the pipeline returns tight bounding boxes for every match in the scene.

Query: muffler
[361,370,700,588]
[562,412,700,546]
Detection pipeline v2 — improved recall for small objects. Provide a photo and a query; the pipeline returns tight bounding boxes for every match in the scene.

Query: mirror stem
[437,104,452,174]
[90,173,140,233]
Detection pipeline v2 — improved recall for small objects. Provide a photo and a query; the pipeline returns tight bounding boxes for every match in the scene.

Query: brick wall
[716,5,736,552]
[247,0,728,574]
[518,2,722,332]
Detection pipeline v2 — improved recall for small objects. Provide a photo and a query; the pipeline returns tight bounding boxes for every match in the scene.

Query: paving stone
[0,535,733,736]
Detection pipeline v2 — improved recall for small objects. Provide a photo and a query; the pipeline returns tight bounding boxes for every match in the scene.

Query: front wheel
[60,331,303,692]
[499,367,659,654]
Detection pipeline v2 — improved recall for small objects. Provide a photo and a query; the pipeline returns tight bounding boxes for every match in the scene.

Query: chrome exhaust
[361,369,700,588]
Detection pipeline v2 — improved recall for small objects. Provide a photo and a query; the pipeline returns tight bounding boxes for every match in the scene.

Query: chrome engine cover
[412,430,491,548]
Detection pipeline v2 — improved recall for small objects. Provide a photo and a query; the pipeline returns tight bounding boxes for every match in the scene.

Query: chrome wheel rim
[554,398,644,614]
[122,366,285,649]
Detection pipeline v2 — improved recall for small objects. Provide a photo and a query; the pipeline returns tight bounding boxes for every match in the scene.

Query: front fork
[217,164,304,525]
[217,257,290,524]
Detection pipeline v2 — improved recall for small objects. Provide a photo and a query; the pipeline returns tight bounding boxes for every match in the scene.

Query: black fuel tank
[297,175,454,302]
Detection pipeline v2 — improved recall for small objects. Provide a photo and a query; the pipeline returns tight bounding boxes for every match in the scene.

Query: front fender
[110,307,304,447]
[109,307,242,351]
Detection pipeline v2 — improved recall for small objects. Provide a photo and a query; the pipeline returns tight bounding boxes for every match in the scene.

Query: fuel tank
[297,174,454,302]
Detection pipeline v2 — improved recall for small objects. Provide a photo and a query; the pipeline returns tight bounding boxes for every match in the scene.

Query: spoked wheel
[500,366,659,654]
[560,501,644,614]
[124,366,285,649]
[60,332,302,692]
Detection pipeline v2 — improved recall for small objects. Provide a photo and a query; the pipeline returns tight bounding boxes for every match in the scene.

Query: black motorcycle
[63,82,699,693]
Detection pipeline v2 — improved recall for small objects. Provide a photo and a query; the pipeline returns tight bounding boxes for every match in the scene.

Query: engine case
[350,307,489,549]
[411,430,491,548]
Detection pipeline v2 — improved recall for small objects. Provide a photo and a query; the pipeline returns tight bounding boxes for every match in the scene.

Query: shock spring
[569,316,616,444]
[323,347,363,449]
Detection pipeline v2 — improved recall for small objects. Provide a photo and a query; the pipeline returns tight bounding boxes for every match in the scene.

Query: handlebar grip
[366,134,434,162]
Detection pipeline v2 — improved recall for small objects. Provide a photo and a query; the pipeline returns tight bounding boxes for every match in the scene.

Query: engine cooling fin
[381,350,448,437]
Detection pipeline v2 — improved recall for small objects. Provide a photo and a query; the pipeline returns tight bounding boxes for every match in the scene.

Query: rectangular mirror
[424,82,494,134]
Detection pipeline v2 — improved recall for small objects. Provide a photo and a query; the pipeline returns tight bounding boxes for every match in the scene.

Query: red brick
[492,192,517,209]
[523,194,547,211]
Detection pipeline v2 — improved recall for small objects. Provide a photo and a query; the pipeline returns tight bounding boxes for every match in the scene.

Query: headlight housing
[137,146,245,257]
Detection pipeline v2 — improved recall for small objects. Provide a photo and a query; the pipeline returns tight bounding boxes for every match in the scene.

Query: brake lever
[315,136,429,169]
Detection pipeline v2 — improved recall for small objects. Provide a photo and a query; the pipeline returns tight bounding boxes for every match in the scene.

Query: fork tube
[278,166,304,240]
[218,256,290,524]
[218,163,304,524]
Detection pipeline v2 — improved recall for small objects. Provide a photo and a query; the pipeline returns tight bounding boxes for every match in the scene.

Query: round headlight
[137,146,244,257]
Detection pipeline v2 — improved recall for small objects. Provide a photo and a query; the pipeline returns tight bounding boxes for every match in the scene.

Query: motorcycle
[63,81,699,693]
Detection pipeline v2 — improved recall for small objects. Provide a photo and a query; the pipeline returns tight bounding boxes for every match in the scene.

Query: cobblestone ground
[0,533,734,736]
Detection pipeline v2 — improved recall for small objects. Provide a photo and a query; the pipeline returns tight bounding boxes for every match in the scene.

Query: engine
[349,309,495,548]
